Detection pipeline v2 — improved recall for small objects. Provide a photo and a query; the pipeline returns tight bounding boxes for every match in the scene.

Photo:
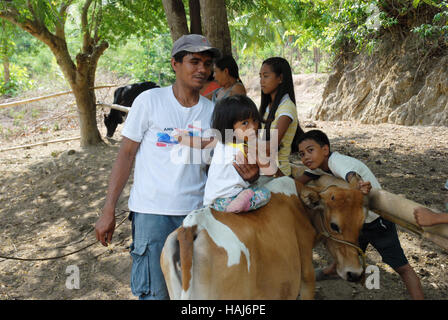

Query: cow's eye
[330,222,340,233]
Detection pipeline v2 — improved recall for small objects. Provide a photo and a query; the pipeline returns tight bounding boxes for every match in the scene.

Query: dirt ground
[0,75,447,300]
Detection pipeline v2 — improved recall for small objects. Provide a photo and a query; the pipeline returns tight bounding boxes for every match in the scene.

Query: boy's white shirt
[305,151,380,223]
[121,86,215,215]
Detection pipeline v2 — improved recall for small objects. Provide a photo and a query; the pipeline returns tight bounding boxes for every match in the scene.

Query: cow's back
[162,185,314,299]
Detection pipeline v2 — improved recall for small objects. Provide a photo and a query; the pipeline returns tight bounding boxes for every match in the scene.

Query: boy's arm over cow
[346,171,372,195]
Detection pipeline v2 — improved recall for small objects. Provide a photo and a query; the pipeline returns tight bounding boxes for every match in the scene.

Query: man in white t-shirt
[295,129,424,300]
[94,35,259,300]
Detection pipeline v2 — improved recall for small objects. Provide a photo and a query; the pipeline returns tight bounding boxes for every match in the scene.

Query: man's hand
[95,208,116,247]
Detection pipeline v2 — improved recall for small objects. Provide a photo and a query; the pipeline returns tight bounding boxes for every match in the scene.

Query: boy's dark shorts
[359,217,409,270]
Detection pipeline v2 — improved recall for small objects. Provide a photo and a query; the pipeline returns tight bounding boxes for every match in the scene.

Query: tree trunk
[2,55,10,83]
[199,0,231,57]
[189,0,202,35]
[36,31,105,147]
[46,41,105,147]
[72,81,102,147]
[162,0,189,42]
[313,47,321,73]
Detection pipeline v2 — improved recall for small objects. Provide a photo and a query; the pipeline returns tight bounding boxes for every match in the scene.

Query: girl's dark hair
[259,57,304,153]
[215,55,243,85]
[211,95,261,142]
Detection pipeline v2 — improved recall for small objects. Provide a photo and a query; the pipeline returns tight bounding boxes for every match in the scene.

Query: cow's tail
[160,226,197,300]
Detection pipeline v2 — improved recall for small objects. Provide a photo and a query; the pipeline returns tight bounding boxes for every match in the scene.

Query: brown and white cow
[160,176,366,300]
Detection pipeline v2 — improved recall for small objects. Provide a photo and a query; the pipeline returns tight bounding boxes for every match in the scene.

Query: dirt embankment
[314,30,448,127]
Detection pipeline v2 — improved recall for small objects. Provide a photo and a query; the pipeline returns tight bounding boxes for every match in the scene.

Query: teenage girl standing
[259,57,304,177]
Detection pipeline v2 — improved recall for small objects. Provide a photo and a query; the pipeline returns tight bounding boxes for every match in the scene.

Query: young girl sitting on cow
[295,129,424,300]
[176,95,277,213]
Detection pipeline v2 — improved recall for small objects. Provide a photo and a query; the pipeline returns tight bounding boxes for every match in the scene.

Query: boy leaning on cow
[295,129,424,300]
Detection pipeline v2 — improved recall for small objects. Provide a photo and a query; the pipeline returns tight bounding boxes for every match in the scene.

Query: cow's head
[104,114,117,138]
[104,111,124,138]
[300,184,365,282]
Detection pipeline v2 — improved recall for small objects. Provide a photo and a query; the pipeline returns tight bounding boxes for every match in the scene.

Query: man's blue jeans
[129,212,185,300]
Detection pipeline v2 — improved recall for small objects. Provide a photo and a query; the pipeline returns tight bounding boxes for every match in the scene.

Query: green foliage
[0,0,171,93]
[2,0,447,100]
[412,2,448,44]
[100,0,166,44]
[227,0,331,74]
[100,32,175,86]
[0,63,35,96]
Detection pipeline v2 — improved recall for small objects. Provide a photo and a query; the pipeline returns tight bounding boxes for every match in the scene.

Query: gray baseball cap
[171,34,221,58]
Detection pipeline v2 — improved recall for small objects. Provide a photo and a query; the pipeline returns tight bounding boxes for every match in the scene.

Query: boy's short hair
[297,129,331,150]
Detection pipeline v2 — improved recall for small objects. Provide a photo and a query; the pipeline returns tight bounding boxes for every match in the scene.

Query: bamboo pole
[96,102,130,113]
[368,188,448,240]
[0,101,129,153]
[0,136,80,152]
[0,85,118,109]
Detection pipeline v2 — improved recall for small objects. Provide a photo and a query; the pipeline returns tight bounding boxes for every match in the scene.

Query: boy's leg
[395,263,424,300]
[363,218,424,300]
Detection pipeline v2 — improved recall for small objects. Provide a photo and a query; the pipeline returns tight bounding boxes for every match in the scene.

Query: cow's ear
[300,186,321,209]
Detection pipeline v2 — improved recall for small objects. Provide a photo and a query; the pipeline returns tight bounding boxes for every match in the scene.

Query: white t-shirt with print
[121,86,215,215]
[305,151,380,223]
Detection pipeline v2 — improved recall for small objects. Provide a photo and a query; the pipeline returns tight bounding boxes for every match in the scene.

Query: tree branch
[54,1,73,40]
[81,0,94,53]
[91,40,109,71]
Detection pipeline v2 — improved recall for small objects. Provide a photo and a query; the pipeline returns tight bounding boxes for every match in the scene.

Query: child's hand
[413,207,438,227]
[358,181,371,195]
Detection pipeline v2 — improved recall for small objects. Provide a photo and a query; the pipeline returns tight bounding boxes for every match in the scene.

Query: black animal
[104,81,159,137]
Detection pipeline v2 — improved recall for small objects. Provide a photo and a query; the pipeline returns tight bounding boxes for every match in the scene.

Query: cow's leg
[298,245,315,300]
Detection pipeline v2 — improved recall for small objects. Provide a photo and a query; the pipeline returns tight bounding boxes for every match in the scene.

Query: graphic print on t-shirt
[156,124,202,147]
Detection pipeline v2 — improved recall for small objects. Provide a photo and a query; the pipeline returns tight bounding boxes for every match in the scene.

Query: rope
[0,212,129,262]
